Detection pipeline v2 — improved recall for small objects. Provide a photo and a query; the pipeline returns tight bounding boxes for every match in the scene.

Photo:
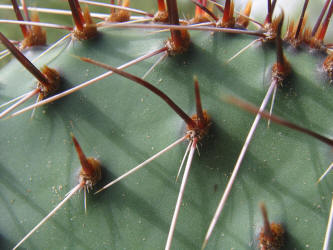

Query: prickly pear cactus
[0,1,332,249]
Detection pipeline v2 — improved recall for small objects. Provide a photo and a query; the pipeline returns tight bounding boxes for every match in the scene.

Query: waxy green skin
[0,1,332,249]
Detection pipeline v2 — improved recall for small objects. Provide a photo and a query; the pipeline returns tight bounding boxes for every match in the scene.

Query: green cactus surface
[0,1,332,249]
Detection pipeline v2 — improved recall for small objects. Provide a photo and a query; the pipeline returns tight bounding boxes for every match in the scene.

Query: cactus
[0,0,332,249]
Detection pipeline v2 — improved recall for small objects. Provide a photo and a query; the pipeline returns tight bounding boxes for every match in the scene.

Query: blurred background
[0,0,332,53]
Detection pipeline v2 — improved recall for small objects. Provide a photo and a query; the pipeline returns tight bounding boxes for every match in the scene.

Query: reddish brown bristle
[153,11,169,23]
[195,0,205,17]
[263,13,283,42]
[165,0,190,54]
[260,1,282,42]
[299,15,309,43]
[110,0,116,15]
[263,0,277,26]
[302,26,312,44]
[272,59,291,83]
[166,29,190,55]
[0,31,59,100]
[223,0,232,23]
[10,0,47,49]
[187,110,210,140]
[79,158,101,188]
[303,26,323,49]
[258,203,285,250]
[68,0,85,31]
[218,0,235,28]
[37,66,61,100]
[259,223,285,250]
[72,5,97,40]
[123,0,131,8]
[108,0,131,22]
[72,135,94,178]
[260,203,273,241]
[236,0,253,29]
[284,13,308,48]
[153,0,169,23]
[11,0,29,38]
[312,0,331,37]
[166,0,190,54]
[71,134,101,188]
[294,0,309,41]
[272,12,291,84]
[284,20,295,42]
[0,32,49,85]
[21,0,30,21]
[21,12,47,49]
[263,0,277,24]
[190,0,218,24]
[303,0,333,50]
[273,13,291,82]
[316,0,333,42]
[265,0,272,25]
[323,53,333,81]
[157,0,166,12]
[186,78,210,140]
